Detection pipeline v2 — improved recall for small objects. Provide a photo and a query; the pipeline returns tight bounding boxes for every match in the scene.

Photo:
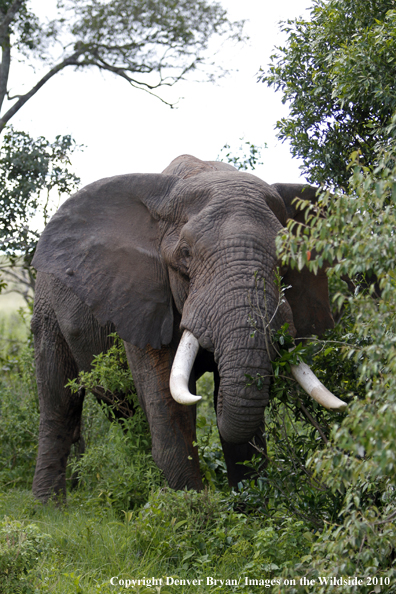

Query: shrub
[0,518,52,594]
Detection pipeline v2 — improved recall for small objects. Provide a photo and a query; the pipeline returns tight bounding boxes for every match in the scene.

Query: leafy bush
[69,407,163,514]
[66,334,162,511]
[267,123,396,588]
[134,489,246,568]
[133,488,311,576]
[0,518,52,594]
[67,333,136,419]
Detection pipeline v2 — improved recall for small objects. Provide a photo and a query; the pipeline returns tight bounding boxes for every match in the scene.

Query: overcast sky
[10,0,313,190]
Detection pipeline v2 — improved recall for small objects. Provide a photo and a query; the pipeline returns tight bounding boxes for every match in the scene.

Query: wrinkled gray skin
[31,155,334,501]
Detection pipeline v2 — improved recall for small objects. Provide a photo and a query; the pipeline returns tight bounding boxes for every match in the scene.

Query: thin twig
[298,399,329,445]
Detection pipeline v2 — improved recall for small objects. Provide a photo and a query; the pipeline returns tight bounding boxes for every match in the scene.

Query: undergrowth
[0,310,317,593]
[1,291,393,592]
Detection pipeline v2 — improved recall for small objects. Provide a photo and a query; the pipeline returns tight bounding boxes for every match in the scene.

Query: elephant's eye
[176,244,191,277]
[180,246,191,260]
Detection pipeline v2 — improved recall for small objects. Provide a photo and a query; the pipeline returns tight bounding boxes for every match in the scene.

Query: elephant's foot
[33,455,68,503]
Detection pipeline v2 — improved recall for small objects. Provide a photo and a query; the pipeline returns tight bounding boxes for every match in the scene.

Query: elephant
[31,154,346,502]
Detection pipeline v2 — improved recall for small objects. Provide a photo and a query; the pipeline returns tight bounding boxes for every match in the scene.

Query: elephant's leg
[125,342,203,491]
[31,308,84,502]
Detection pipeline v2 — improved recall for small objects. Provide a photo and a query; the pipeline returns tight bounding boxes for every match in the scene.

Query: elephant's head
[32,155,343,445]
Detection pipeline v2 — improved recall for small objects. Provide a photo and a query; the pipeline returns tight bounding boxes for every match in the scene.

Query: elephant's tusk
[290,360,347,412]
[170,330,202,406]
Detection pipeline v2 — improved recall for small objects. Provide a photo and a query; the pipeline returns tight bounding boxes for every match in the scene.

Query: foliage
[67,333,136,418]
[132,489,311,576]
[217,139,266,171]
[234,308,368,530]
[69,335,135,397]
[0,518,53,594]
[261,0,396,186]
[62,334,162,511]
[265,120,396,587]
[0,127,80,267]
[0,0,245,129]
[260,7,396,578]
[0,0,52,60]
[133,489,246,568]
[68,407,163,514]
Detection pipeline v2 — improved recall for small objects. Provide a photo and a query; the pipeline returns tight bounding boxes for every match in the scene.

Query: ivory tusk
[290,360,347,412]
[170,330,202,406]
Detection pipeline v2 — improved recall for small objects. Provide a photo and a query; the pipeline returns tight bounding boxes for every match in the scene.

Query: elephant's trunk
[215,338,272,444]
[179,272,282,444]
[169,328,272,442]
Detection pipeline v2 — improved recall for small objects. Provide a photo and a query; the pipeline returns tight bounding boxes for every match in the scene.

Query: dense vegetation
[0,313,318,593]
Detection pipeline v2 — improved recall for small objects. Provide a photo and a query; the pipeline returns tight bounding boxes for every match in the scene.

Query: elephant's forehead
[185,192,283,235]
[172,171,282,217]
[179,197,283,259]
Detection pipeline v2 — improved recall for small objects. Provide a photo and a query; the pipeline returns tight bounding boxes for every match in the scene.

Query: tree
[0,127,80,300]
[0,0,244,130]
[0,0,244,297]
[260,0,396,186]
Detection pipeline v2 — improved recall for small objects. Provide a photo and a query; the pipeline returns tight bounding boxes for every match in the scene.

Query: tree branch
[298,399,329,445]
[88,55,183,107]
[0,48,84,132]
[0,33,10,112]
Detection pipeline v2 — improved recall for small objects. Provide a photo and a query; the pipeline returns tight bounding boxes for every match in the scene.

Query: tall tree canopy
[261,0,396,186]
[0,0,244,130]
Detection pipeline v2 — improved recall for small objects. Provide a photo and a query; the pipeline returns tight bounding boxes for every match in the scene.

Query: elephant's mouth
[170,330,347,427]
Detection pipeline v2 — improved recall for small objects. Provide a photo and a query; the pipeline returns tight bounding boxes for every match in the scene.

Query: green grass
[0,488,310,594]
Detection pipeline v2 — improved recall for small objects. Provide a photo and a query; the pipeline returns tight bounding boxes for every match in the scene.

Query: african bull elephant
[31,154,345,501]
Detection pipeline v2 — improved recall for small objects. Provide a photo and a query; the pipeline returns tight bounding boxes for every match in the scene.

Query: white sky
[10,0,312,191]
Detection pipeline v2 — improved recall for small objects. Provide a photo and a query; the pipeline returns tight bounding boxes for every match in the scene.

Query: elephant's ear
[271,183,319,222]
[271,183,333,338]
[32,173,179,349]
